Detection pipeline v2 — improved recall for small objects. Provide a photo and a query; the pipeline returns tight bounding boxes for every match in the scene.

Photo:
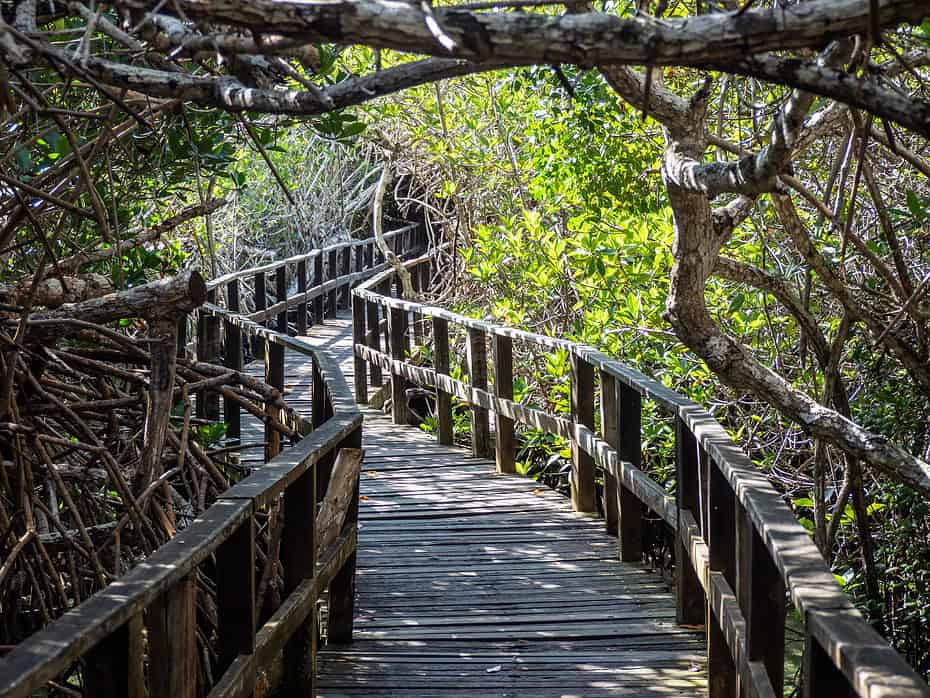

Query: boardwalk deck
[243,314,707,697]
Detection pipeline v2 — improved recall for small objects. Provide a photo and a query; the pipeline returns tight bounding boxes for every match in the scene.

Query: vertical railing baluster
[327,249,338,319]
[281,457,317,693]
[312,355,326,430]
[354,244,364,286]
[366,240,374,269]
[197,290,221,421]
[708,464,737,698]
[675,418,706,625]
[328,426,363,643]
[569,352,596,513]
[467,327,492,458]
[215,513,255,674]
[224,278,242,443]
[84,614,144,697]
[388,305,408,425]
[367,297,382,389]
[618,383,643,560]
[176,314,188,359]
[433,316,453,446]
[739,508,786,694]
[492,333,515,474]
[263,266,287,462]
[340,244,350,308]
[411,265,423,345]
[254,271,266,360]
[353,293,368,404]
[802,634,856,698]
[599,372,619,535]
[313,253,324,326]
[148,576,196,698]
[297,258,308,336]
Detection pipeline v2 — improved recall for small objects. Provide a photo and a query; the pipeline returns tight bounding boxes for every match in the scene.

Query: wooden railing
[353,252,930,698]
[0,225,423,697]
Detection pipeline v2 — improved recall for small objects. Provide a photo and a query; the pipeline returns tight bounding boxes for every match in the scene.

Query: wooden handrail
[0,223,426,697]
[352,252,930,698]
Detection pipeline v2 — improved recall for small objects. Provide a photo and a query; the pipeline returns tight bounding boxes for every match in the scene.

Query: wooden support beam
[326,432,362,644]
[253,271,266,360]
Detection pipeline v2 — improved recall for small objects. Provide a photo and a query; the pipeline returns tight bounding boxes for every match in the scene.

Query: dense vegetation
[0,0,929,691]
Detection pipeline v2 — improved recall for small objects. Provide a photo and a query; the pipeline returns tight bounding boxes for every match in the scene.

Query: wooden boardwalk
[245,314,707,697]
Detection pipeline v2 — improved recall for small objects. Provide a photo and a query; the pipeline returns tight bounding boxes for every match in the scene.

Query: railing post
[675,417,706,625]
[569,353,596,513]
[254,271,266,360]
[467,327,492,459]
[328,426,363,643]
[264,267,286,462]
[224,278,242,443]
[281,455,317,693]
[618,383,644,560]
[312,355,327,429]
[327,249,338,319]
[197,290,221,421]
[365,240,374,269]
[411,265,423,346]
[340,244,351,308]
[708,464,737,698]
[739,508,786,695]
[84,614,144,697]
[387,305,408,425]
[147,576,196,698]
[215,513,255,674]
[313,253,324,326]
[599,372,619,535]
[433,316,453,446]
[353,293,368,404]
[366,298,382,388]
[297,258,308,336]
[354,245,364,285]
[492,333,515,474]
[802,634,856,698]
[176,314,188,359]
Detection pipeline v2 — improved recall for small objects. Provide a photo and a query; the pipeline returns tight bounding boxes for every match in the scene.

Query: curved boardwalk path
[246,314,707,697]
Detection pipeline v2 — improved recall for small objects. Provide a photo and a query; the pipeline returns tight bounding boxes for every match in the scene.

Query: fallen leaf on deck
[486,665,502,673]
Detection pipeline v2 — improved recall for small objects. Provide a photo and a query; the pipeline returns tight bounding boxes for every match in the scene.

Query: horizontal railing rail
[0,224,425,697]
[352,252,930,698]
